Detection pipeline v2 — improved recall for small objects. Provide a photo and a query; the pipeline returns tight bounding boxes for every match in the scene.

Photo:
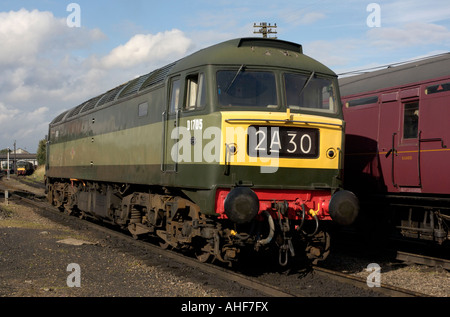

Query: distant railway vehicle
[46,38,358,266]
[340,53,450,245]
[16,161,35,176]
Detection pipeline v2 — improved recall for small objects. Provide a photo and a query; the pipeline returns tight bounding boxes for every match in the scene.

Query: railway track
[312,266,428,297]
[396,251,450,271]
[0,179,435,297]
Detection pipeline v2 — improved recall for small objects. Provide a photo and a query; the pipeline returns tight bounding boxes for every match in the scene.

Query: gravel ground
[0,178,263,298]
[320,237,450,297]
[328,254,449,297]
[0,201,263,297]
[0,176,448,298]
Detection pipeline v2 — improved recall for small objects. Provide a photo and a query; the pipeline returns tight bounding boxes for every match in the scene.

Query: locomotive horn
[329,190,359,226]
[224,187,260,224]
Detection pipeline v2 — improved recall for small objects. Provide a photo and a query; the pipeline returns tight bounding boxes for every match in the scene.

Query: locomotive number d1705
[247,126,319,158]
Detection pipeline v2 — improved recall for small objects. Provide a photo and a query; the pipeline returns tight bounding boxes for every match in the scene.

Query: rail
[313,266,429,297]
[396,251,450,270]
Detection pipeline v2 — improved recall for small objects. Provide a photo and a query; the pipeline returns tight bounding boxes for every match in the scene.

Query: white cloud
[0,9,56,65]
[303,19,450,76]
[100,29,193,69]
[367,22,450,48]
[0,102,49,150]
[0,9,195,152]
[0,8,104,67]
[382,0,450,26]
[303,38,360,68]
[0,102,20,124]
[280,8,326,26]
[0,7,109,137]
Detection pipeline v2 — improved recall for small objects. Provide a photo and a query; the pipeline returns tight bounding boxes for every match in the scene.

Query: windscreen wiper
[298,71,315,97]
[225,64,245,93]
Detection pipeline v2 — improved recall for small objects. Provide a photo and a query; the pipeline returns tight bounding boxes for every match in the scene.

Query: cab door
[162,76,181,172]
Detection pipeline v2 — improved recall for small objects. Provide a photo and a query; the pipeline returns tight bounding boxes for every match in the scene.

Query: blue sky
[1,0,449,152]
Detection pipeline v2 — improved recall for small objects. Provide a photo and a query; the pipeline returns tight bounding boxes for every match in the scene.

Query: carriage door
[394,88,421,188]
[380,88,421,189]
[394,99,420,187]
[379,92,400,190]
[162,77,181,172]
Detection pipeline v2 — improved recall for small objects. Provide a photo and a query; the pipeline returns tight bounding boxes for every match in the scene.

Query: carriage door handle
[385,132,397,158]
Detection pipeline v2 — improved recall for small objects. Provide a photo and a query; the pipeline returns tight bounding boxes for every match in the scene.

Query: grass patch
[23,165,45,184]
[0,217,48,229]
[0,204,14,219]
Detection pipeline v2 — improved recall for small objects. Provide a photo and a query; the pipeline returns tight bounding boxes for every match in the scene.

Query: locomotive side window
[403,102,419,139]
[185,73,206,110]
[217,70,277,108]
[169,78,181,113]
[284,73,336,113]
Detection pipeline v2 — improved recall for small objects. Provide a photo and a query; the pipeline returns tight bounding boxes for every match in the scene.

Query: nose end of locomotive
[329,190,359,226]
[224,187,260,224]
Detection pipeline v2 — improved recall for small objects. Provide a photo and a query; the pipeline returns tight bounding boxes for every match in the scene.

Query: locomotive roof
[51,37,335,125]
[339,53,450,97]
[168,37,334,75]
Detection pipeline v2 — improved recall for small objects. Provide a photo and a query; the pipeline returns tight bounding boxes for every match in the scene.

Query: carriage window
[426,82,450,95]
[346,95,379,107]
[185,73,206,110]
[403,102,419,139]
[169,78,181,113]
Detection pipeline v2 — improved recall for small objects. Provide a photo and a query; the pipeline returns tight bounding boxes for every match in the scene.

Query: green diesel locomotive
[46,38,358,266]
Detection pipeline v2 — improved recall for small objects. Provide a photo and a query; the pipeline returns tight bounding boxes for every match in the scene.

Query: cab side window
[185,73,205,110]
[169,78,181,114]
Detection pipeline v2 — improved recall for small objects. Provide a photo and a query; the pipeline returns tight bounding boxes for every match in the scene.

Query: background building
[0,148,38,172]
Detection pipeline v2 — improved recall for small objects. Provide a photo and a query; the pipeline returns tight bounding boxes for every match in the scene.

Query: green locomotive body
[46,38,358,265]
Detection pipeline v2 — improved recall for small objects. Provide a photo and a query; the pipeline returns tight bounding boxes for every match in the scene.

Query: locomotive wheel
[130,232,139,240]
[195,251,211,263]
[128,224,140,240]
[194,244,212,263]
[157,231,172,250]
[192,238,213,263]
[159,240,171,250]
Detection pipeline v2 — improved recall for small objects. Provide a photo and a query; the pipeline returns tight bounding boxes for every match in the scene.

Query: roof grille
[119,74,152,99]
[51,110,69,124]
[81,95,103,113]
[67,103,85,118]
[51,61,176,124]
[97,84,127,107]
[139,62,176,92]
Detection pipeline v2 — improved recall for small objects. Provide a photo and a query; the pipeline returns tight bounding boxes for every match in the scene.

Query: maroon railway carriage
[339,53,450,244]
